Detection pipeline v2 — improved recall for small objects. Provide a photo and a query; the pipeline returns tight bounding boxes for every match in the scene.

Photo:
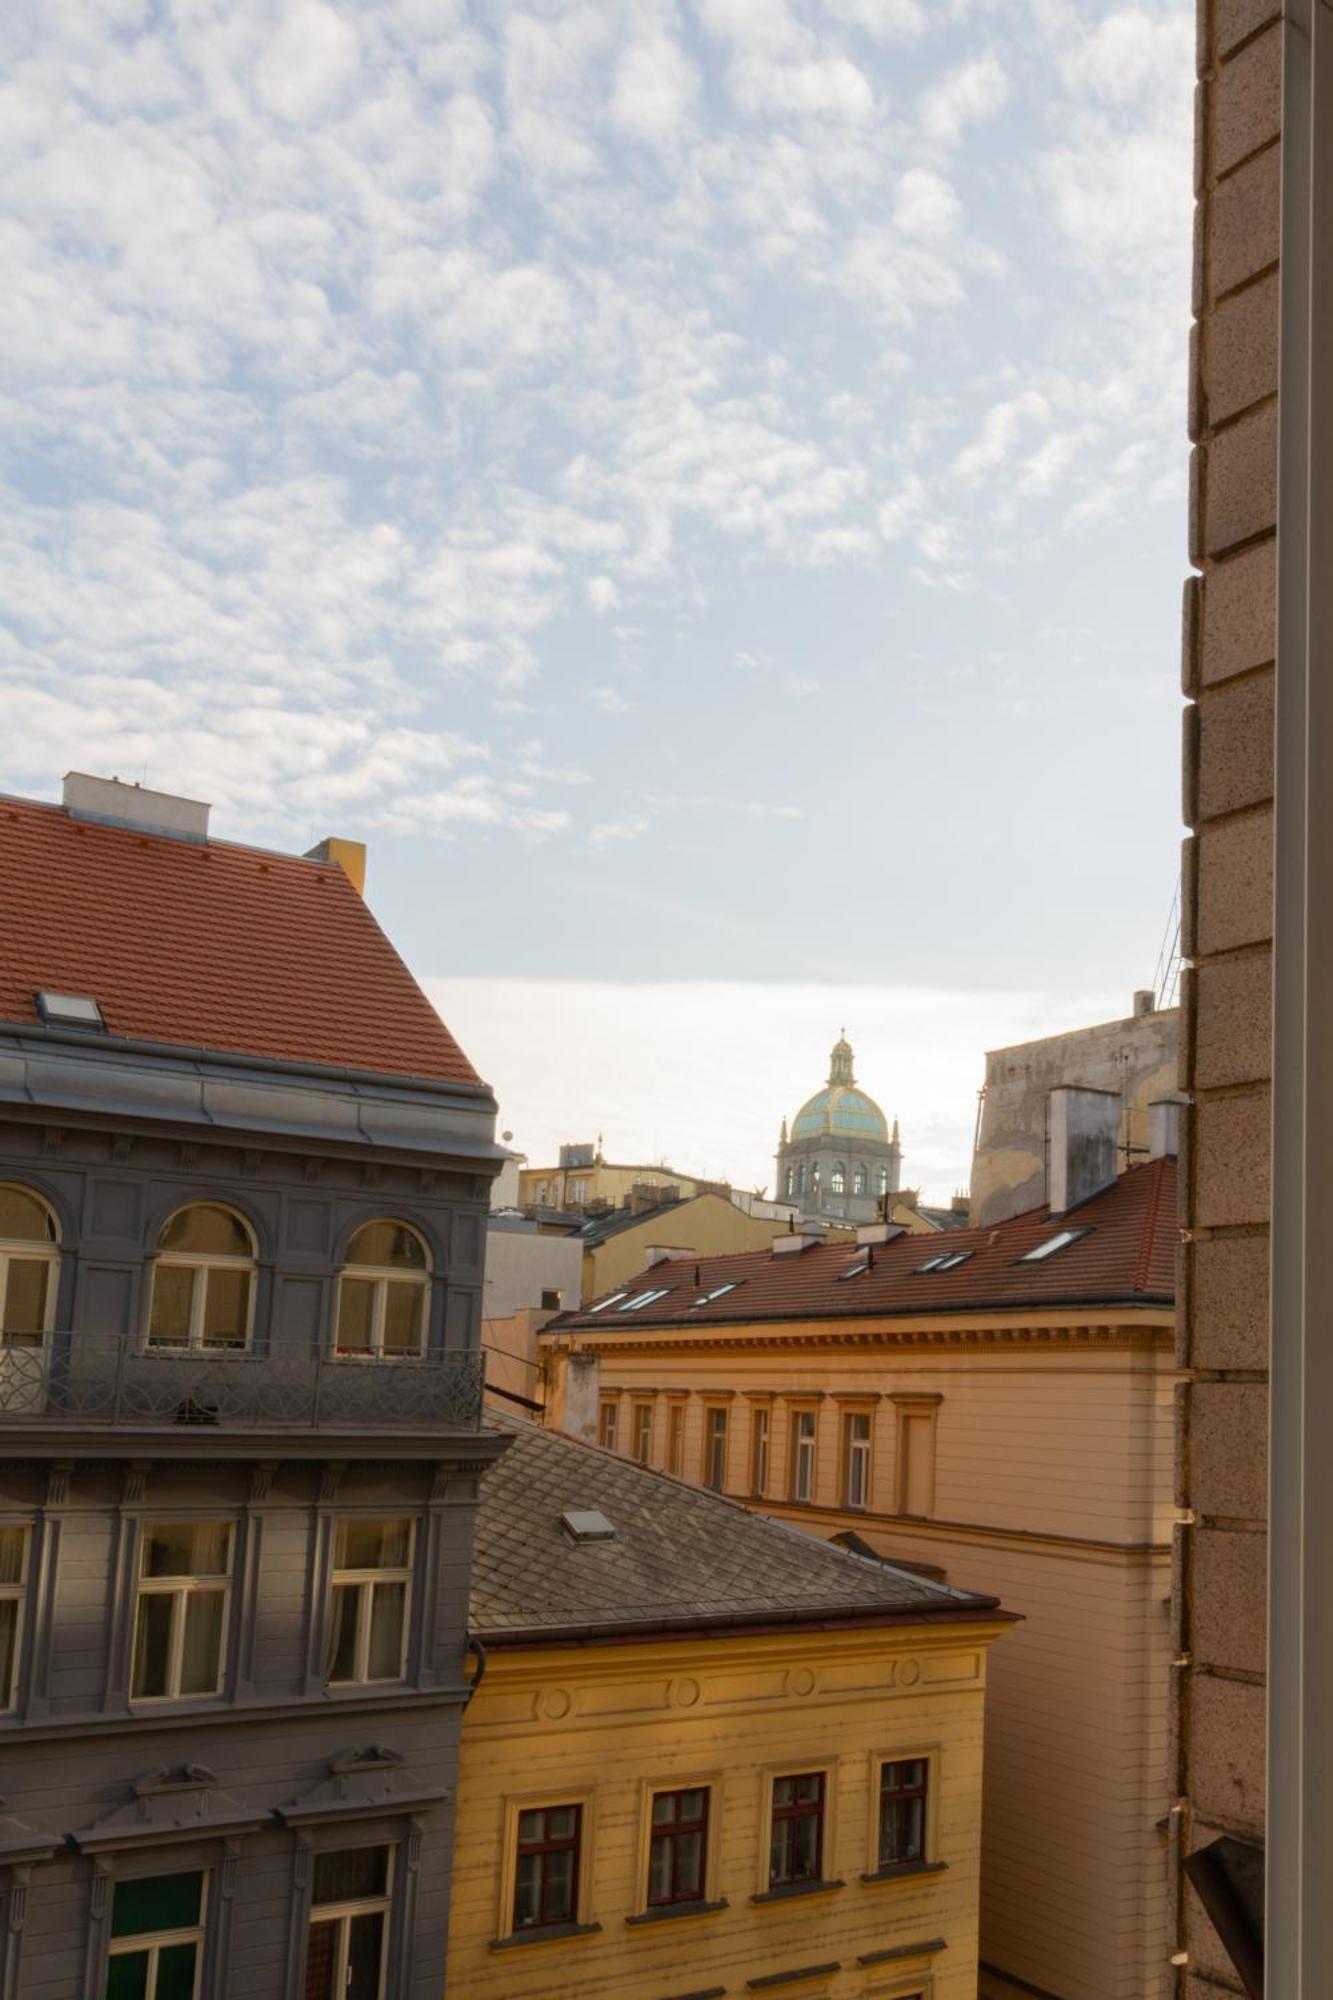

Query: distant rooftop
[0,786,481,1087]
[553,1159,1177,1330]
[472,1409,1007,1643]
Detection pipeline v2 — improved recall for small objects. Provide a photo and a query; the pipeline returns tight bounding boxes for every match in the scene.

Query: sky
[2,0,1194,1199]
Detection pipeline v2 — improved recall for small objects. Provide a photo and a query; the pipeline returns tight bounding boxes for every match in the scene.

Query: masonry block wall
[1177,3,1280,1993]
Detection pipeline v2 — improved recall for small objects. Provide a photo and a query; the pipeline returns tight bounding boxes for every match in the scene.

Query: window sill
[626,1899,728,1927]
[751,1878,844,1906]
[859,1859,948,1886]
[489,1922,602,1951]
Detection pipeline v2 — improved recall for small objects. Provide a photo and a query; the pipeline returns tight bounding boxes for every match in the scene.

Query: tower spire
[828,1031,855,1087]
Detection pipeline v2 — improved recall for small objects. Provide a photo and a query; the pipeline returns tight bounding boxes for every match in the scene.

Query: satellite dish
[502,1130,513,1143]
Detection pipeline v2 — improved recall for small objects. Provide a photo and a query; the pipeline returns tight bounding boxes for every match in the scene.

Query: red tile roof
[0,795,482,1087]
[557,1158,1178,1330]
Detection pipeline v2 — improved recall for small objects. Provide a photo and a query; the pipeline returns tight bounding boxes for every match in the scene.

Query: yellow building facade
[541,1158,1179,2000]
[581,1192,799,1303]
[449,1413,1012,2000]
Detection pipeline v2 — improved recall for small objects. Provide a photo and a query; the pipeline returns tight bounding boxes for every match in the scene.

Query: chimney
[542,1347,600,1443]
[1150,1099,1182,1160]
[1133,988,1156,1018]
[63,772,210,843]
[304,837,367,896]
[644,1246,693,1268]
[1048,1086,1120,1214]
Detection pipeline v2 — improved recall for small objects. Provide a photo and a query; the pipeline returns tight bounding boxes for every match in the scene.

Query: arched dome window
[149,1204,256,1352]
[794,1163,805,1195]
[0,1185,59,1348]
[875,1166,890,1198]
[784,1166,795,1198]
[811,1163,822,1192]
[853,1164,868,1197]
[336,1222,431,1359]
[831,1161,847,1196]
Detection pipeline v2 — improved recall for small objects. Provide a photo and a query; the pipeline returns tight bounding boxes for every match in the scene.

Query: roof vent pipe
[1048,1086,1121,1214]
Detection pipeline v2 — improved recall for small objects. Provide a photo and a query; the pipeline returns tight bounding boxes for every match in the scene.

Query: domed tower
[776,1032,902,1223]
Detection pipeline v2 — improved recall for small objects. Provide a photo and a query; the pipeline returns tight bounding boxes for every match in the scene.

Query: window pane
[773,1778,794,1809]
[0,1526,26,1585]
[651,1794,677,1827]
[143,1522,230,1579]
[346,1911,385,2000]
[880,1794,925,1864]
[0,1598,17,1704]
[303,1918,338,2000]
[0,1187,56,1241]
[367,1582,405,1680]
[792,1813,820,1878]
[160,1206,251,1257]
[674,1828,704,1898]
[770,1817,792,1883]
[335,1519,410,1571]
[131,1592,173,1699]
[180,1588,225,1695]
[104,1952,149,2000]
[648,1833,672,1903]
[347,1221,426,1269]
[545,1806,577,1841]
[381,1282,423,1355]
[3,1257,50,1334]
[514,1852,541,1928]
[147,1264,194,1346]
[326,1584,360,1683]
[794,1774,821,1804]
[335,1279,375,1354]
[111,1872,203,1938]
[155,1943,199,2000]
[201,1267,249,1349]
[313,1845,389,1906]
[542,1846,575,1922]
[681,1789,706,1821]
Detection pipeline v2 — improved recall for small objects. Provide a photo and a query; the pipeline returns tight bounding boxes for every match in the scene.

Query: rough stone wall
[1176,3,1279,1991]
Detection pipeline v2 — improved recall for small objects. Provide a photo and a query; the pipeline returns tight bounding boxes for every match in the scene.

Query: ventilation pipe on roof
[1150,1099,1183,1160]
[1133,987,1157,1018]
[63,772,210,844]
[1048,1086,1121,1214]
[304,837,367,896]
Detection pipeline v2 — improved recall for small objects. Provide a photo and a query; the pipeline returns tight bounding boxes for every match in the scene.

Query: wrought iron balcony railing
[0,1334,484,1431]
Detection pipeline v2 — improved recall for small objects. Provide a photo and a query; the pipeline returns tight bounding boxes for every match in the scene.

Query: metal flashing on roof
[561,1508,617,1543]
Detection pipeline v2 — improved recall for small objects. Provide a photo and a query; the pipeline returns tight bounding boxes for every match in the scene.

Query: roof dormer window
[1019,1227,1092,1263]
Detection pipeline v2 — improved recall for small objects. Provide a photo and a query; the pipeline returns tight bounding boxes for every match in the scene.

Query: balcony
[0,1334,485,1432]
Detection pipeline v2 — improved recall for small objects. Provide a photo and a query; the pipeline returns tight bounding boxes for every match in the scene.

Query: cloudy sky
[3,0,1193,1198]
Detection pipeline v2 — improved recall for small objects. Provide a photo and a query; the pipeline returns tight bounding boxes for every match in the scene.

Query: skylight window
[692,1281,740,1306]
[561,1508,617,1543]
[587,1292,629,1315]
[1020,1227,1092,1263]
[618,1287,670,1313]
[915,1250,973,1274]
[35,991,104,1030]
[838,1261,870,1281]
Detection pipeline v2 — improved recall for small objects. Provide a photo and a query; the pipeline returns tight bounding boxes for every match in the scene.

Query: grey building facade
[0,778,506,2000]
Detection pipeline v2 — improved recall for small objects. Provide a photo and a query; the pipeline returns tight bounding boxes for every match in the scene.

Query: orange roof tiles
[559,1158,1178,1329]
[0,795,482,1087]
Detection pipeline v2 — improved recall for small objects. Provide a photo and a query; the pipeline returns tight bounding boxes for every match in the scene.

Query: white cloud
[590,813,650,843]
[254,2,360,123]
[920,51,1008,147]
[611,29,698,144]
[586,574,619,613]
[587,686,634,713]
[893,166,960,241]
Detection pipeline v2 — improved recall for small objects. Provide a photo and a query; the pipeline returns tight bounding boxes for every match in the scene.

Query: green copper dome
[790,1036,889,1142]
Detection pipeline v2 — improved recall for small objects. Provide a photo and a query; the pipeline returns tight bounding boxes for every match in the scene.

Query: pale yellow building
[449,1411,1013,2000]
[519,1145,715,1212]
[580,1189,804,1303]
[541,1126,1179,2000]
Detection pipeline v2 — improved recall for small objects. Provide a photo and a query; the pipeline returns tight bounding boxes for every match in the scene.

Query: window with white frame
[0,1525,29,1712]
[876,1165,890,1197]
[147,1205,255,1352]
[831,1161,847,1195]
[305,1846,393,2000]
[703,1406,728,1491]
[853,1163,868,1197]
[105,1869,207,2000]
[327,1519,413,1686]
[132,1521,232,1702]
[789,1408,817,1502]
[0,1185,59,1347]
[842,1409,872,1509]
[334,1221,430,1359]
[632,1401,653,1464]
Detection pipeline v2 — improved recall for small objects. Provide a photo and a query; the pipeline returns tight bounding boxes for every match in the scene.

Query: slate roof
[0,793,481,1086]
[471,1411,1006,1642]
[553,1158,1177,1331]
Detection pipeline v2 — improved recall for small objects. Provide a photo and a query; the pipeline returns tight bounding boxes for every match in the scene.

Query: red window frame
[769,1771,825,1886]
[647,1788,710,1906]
[878,1758,929,1867]
[513,1804,582,1930]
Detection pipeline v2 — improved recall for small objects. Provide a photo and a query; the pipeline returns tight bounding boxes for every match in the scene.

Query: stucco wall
[482,1222,583,1320]
[970,1006,1179,1227]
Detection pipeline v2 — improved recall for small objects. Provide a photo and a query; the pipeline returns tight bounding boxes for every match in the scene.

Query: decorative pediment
[277,1744,448,1828]
[69,1763,269,1855]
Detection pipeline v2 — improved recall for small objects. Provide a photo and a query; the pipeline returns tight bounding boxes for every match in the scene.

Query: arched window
[831,1161,847,1195]
[336,1221,431,1359]
[0,1185,59,1348]
[811,1163,822,1192]
[853,1164,868,1197]
[794,1163,805,1195]
[784,1166,795,1198]
[876,1166,890,1197]
[148,1205,256,1352]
